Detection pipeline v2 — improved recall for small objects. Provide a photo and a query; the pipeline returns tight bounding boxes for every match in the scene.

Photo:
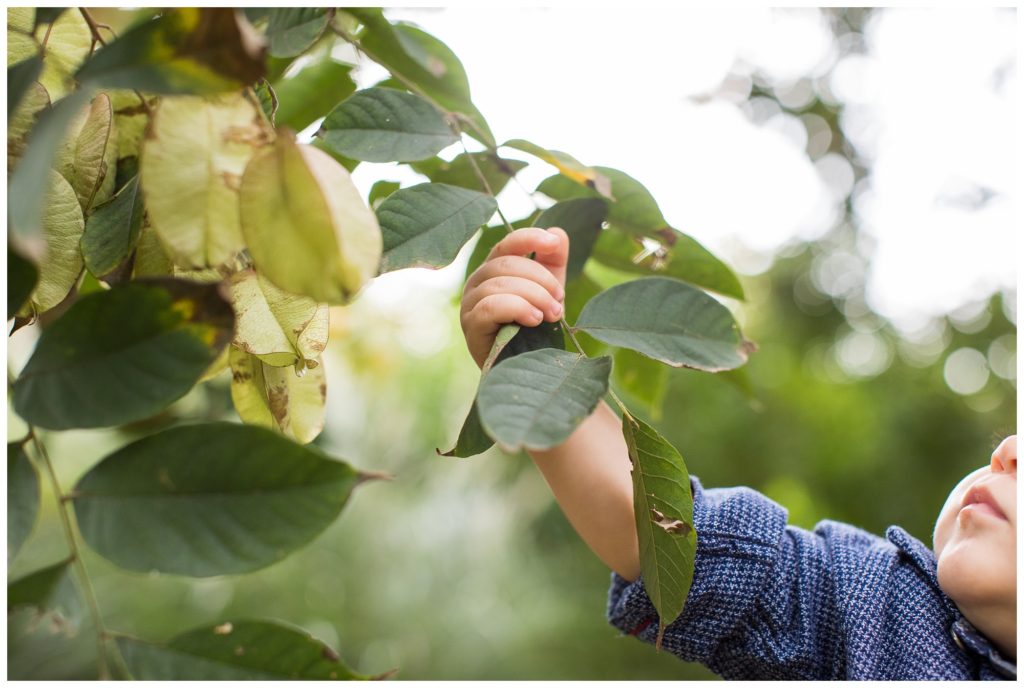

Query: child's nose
[990,435,1017,476]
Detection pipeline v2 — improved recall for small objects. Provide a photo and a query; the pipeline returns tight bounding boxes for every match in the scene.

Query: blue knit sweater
[606,477,1016,680]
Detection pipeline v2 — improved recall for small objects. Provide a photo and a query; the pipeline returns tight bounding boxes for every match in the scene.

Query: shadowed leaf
[272,58,356,132]
[7,441,39,562]
[81,175,144,279]
[265,8,332,58]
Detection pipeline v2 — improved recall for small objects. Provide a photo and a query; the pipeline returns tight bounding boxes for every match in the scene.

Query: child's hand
[460,227,569,369]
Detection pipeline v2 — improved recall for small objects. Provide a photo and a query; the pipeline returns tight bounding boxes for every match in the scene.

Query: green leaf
[309,136,360,172]
[368,180,400,209]
[348,9,494,146]
[622,413,697,650]
[132,225,174,278]
[73,422,372,576]
[229,268,328,368]
[7,441,39,562]
[7,79,49,170]
[378,183,496,272]
[613,347,669,421]
[74,8,266,95]
[576,277,751,371]
[7,54,42,117]
[116,619,372,680]
[8,249,38,320]
[33,8,67,26]
[8,86,94,262]
[272,58,356,132]
[504,139,613,199]
[410,152,527,195]
[31,169,86,313]
[265,8,331,58]
[240,134,382,304]
[81,175,144,279]
[53,91,118,212]
[7,557,84,629]
[229,348,326,445]
[477,348,611,453]
[319,87,458,163]
[253,78,277,125]
[141,92,269,269]
[32,8,91,100]
[537,168,744,300]
[590,229,745,301]
[12,279,235,430]
[533,198,608,282]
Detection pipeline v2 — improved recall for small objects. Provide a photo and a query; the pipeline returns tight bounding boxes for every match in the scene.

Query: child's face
[933,435,1017,614]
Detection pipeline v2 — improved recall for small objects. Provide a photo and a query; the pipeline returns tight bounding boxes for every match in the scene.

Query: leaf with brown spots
[229,346,326,445]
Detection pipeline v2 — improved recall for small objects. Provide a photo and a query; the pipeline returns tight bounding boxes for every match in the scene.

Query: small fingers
[488,227,563,261]
[463,275,563,320]
[463,293,545,333]
[466,254,565,300]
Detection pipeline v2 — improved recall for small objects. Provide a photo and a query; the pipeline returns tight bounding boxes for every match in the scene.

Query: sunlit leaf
[72,422,373,576]
[32,8,91,99]
[7,7,35,35]
[378,183,496,272]
[109,88,155,161]
[622,413,697,650]
[576,277,751,371]
[272,58,356,132]
[8,86,94,261]
[410,152,527,195]
[229,269,328,367]
[75,8,266,95]
[8,249,38,320]
[478,348,611,453]
[229,348,326,445]
[7,441,39,562]
[116,619,371,680]
[141,92,270,269]
[31,170,86,312]
[319,87,458,163]
[54,92,118,211]
[265,8,331,58]
[533,198,608,282]
[12,279,234,430]
[347,9,494,146]
[81,175,144,279]
[504,139,613,199]
[240,134,382,304]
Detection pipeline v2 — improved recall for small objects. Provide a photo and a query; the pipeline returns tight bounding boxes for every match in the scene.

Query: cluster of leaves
[7,7,751,677]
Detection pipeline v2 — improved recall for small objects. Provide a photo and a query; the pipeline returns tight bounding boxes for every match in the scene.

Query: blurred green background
[7,7,1016,681]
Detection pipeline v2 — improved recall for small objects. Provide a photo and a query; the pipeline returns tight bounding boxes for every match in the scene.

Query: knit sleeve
[606,476,851,680]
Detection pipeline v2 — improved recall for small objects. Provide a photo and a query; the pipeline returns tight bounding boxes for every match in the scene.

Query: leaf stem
[79,7,154,117]
[28,427,112,679]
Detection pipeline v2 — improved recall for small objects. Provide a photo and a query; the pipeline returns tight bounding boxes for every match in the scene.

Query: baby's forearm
[527,400,641,581]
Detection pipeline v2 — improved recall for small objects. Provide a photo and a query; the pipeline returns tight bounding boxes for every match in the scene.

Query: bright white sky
[335,7,1017,335]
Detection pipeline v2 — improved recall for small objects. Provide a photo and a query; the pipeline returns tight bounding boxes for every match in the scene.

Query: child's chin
[936,537,1014,607]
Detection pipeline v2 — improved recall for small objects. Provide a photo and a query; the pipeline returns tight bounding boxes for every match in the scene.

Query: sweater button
[951,627,966,652]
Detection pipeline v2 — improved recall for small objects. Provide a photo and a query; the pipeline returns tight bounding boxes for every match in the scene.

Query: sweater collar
[885,526,1017,680]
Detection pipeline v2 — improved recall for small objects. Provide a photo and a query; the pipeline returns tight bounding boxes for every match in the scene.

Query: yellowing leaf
[7,8,38,67]
[240,134,382,304]
[109,89,155,161]
[229,347,326,445]
[502,138,613,199]
[140,93,271,269]
[229,268,328,367]
[54,92,118,211]
[33,8,92,99]
[32,171,86,312]
[7,81,49,172]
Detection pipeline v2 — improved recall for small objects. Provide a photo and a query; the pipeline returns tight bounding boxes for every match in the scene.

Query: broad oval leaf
[12,279,234,430]
[229,269,327,367]
[31,169,86,312]
[141,92,270,269]
[74,8,266,95]
[54,91,118,211]
[116,619,373,680]
[32,8,91,99]
[240,134,382,304]
[264,8,330,58]
[7,441,39,562]
[72,422,371,576]
[272,57,356,131]
[229,348,326,445]
[378,183,496,272]
[319,87,458,163]
[81,175,145,278]
[622,413,697,650]
[477,348,611,453]
[576,277,751,371]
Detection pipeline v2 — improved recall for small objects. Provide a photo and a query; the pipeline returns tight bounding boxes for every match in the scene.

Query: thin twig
[79,8,153,117]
